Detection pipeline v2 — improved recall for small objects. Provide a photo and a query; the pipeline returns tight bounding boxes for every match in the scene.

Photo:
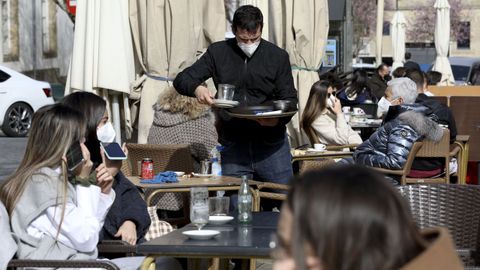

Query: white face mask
[326,95,335,108]
[238,41,260,58]
[97,122,116,143]
[377,97,392,117]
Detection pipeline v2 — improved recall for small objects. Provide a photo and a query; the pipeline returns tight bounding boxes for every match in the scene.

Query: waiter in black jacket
[174,5,298,188]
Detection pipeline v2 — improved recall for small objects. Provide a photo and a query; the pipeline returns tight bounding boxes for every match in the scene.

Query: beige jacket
[311,110,362,145]
[401,227,463,270]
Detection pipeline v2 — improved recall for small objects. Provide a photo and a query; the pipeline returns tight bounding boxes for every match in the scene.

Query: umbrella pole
[111,92,122,143]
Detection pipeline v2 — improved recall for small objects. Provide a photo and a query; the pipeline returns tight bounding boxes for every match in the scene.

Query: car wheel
[2,102,33,137]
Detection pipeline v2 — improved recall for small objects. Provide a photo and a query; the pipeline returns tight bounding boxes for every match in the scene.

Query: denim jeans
[221,134,293,185]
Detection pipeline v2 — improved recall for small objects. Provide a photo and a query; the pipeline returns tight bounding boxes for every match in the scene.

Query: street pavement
[0,131,27,183]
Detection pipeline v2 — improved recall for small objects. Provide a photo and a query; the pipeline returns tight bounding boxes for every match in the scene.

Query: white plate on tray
[208,215,234,225]
[306,148,326,153]
[213,99,239,108]
[182,230,220,240]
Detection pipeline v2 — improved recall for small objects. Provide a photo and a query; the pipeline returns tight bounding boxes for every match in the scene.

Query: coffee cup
[342,106,351,114]
[217,84,235,101]
[353,107,365,115]
[313,143,326,151]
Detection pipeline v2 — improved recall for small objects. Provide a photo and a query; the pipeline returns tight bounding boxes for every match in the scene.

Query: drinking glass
[209,197,230,216]
[190,187,209,230]
[217,84,235,100]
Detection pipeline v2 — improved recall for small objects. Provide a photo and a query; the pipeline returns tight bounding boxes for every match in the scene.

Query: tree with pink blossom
[352,0,377,58]
[408,0,469,43]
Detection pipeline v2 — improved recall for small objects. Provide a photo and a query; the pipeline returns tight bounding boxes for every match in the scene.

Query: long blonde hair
[0,104,86,217]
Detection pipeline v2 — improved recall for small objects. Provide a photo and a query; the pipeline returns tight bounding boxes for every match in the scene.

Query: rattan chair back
[299,158,336,174]
[406,129,461,184]
[372,141,423,185]
[125,143,194,175]
[398,184,480,266]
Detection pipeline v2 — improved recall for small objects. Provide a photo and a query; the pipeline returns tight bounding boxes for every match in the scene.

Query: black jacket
[410,94,458,171]
[366,73,388,100]
[99,172,151,244]
[404,61,421,71]
[174,38,298,142]
[354,105,443,169]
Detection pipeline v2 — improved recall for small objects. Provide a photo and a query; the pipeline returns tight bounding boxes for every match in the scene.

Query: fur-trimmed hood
[155,87,209,119]
[398,110,443,142]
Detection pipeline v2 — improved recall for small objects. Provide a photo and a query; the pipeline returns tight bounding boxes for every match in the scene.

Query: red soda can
[141,158,154,179]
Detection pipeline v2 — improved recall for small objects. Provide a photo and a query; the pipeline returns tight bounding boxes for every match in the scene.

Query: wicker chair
[125,143,195,226]
[252,182,289,212]
[405,129,461,184]
[124,143,195,176]
[299,158,336,175]
[370,142,423,185]
[397,184,480,266]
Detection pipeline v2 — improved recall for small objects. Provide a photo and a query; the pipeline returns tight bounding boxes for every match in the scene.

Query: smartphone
[100,142,127,160]
[66,142,84,172]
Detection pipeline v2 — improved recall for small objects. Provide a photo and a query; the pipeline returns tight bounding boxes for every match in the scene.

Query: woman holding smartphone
[0,104,117,260]
[301,80,362,146]
[61,92,151,247]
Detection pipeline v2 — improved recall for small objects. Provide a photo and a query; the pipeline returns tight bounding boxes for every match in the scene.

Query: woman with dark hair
[62,92,151,247]
[273,165,463,270]
[337,69,376,106]
[301,81,362,146]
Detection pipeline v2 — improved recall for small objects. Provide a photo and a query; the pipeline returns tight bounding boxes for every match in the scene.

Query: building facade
[357,0,480,64]
[1,0,74,83]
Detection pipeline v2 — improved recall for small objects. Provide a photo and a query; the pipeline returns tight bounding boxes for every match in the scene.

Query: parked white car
[0,66,54,136]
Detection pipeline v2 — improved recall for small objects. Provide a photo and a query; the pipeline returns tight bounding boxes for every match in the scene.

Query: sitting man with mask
[353,78,444,181]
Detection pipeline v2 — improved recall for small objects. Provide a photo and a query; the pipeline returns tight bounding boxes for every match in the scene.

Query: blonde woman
[301,80,362,146]
[0,104,180,269]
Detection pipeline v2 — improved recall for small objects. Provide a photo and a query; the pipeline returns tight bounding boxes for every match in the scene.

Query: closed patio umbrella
[375,0,385,66]
[285,0,329,146]
[129,0,226,143]
[432,0,455,85]
[66,0,135,142]
[391,11,406,71]
[239,0,269,40]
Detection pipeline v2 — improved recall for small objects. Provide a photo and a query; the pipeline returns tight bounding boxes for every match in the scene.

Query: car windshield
[451,65,470,82]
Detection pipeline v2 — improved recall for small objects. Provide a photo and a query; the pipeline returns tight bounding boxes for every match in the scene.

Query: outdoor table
[291,149,354,163]
[137,212,279,270]
[127,176,263,207]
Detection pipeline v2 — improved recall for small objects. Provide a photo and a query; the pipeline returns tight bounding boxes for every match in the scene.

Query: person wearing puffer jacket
[353,78,443,171]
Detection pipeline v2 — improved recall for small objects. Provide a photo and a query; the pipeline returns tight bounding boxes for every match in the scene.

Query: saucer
[193,173,213,177]
[213,99,239,108]
[208,215,234,225]
[174,171,185,177]
[182,230,220,240]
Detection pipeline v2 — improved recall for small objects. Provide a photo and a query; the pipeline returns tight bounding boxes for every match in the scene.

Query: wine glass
[190,187,209,230]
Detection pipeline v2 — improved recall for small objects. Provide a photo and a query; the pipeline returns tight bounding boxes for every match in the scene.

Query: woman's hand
[97,150,114,194]
[78,143,93,179]
[332,98,342,115]
[114,220,137,245]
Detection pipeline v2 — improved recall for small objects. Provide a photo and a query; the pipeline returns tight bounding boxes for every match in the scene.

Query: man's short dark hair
[426,71,442,85]
[405,52,412,60]
[232,5,263,34]
[377,63,388,73]
[392,67,406,78]
[406,69,426,90]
